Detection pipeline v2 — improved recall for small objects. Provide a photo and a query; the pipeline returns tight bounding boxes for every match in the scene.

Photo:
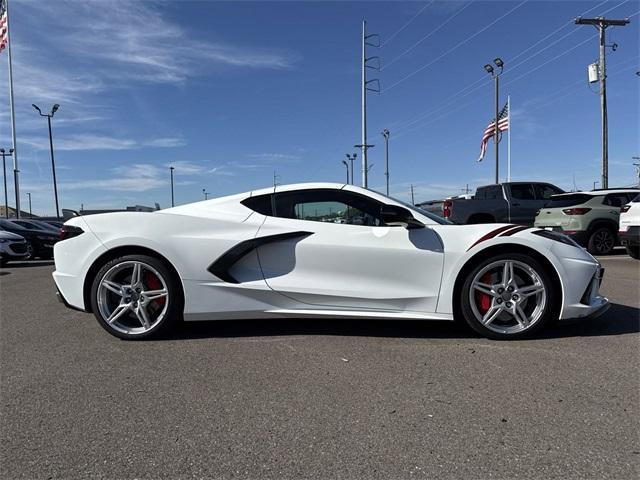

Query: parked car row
[440,184,639,257]
[0,219,62,266]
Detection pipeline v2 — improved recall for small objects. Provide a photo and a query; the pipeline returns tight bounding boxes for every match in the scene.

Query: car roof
[551,189,639,198]
[249,182,348,197]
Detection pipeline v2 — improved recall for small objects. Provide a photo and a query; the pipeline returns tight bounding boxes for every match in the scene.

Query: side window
[475,188,487,200]
[241,194,273,216]
[276,190,385,226]
[510,184,535,200]
[484,186,502,200]
[603,194,628,208]
[534,184,562,200]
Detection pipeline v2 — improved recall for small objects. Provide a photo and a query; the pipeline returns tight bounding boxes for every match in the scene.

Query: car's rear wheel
[626,245,640,259]
[587,227,616,255]
[90,254,181,340]
[460,253,557,340]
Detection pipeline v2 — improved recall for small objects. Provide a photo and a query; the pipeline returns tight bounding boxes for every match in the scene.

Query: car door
[253,188,445,313]
[507,184,539,224]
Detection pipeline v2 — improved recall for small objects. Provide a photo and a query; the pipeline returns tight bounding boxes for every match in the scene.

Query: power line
[381,0,435,48]
[382,1,474,70]
[386,0,622,132]
[384,1,527,92]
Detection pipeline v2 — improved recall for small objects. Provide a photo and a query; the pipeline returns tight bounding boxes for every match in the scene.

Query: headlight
[532,229,581,248]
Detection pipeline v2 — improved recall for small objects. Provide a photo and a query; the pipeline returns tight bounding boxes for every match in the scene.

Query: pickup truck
[443,182,565,225]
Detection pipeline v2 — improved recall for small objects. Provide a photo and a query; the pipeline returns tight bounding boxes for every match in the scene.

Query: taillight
[620,205,631,213]
[443,199,452,218]
[562,208,591,215]
[59,225,84,241]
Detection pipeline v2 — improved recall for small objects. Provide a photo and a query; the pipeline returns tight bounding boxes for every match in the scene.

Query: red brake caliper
[144,272,166,307]
[477,272,492,314]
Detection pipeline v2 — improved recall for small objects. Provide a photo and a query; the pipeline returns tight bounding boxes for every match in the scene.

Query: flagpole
[5,0,20,218]
[507,95,511,182]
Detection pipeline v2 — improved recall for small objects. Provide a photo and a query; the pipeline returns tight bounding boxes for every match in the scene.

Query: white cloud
[20,134,185,151]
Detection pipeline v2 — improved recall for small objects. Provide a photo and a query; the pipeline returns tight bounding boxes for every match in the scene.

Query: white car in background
[53,183,608,341]
[619,193,640,259]
[0,230,29,266]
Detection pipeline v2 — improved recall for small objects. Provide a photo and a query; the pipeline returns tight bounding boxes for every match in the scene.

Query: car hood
[0,230,26,240]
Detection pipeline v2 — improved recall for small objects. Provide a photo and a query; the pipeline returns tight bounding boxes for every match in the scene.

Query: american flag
[0,0,7,53]
[477,102,509,162]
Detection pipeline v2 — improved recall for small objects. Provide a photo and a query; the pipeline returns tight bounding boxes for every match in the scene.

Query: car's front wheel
[460,253,558,340]
[90,254,182,340]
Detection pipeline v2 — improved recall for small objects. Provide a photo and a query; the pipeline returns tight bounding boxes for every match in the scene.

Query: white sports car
[53,183,609,340]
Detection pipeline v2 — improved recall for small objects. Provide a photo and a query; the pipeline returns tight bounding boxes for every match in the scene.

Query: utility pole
[410,184,415,205]
[593,181,599,190]
[358,20,380,188]
[575,16,630,189]
[382,129,390,195]
[0,148,13,218]
[26,192,31,217]
[169,166,175,207]
[345,153,357,185]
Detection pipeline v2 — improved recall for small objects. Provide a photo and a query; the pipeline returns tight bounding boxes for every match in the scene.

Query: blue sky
[1,0,638,215]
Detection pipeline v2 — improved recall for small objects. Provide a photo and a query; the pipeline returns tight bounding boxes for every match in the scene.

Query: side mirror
[380,204,425,229]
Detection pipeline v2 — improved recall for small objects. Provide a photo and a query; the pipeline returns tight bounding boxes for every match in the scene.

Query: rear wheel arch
[586,218,618,235]
[452,244,562,324]
[83,245,184,313]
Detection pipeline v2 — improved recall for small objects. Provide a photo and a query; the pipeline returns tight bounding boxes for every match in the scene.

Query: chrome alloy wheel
[469,259,547,335]
[96,261,169,335]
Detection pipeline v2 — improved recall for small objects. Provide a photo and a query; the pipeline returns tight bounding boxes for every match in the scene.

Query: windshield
[375,191,453,225]
[0,219,26,230]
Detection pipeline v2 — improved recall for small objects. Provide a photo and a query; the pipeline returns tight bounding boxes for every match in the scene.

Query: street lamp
[0,148,13,218]
[32,103,61,220]
[26,192,32,217]
[341,160,349,183]
[203,188,210,200]
[345,153,357,185]
[381,129,390,195]
[483,58,504,184]
[169,166,175,207]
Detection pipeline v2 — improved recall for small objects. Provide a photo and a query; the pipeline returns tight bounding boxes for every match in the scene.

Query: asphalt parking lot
[1,254,638,479]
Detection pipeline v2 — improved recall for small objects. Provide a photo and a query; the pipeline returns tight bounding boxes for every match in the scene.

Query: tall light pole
[32,103,61,220]
[169,166,175,207]
[575,16,630,189]
[341,160,349,183]
[203,188,210,200]
[345,153,357,185]
[26,192,32,217]
[0,148,13,218]
[382,129,390,195]
[484,58,504,184]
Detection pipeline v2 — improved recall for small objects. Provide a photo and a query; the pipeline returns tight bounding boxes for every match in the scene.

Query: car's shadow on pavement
[163,303,639,341]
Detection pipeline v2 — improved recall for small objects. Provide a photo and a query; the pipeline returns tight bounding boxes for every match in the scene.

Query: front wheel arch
[452,244,562,326]
[83,245,184,314]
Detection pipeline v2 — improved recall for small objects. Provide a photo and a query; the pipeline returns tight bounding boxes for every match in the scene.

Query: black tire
[90,254,182,340]
[23,242,34,260]
[587,227,616,255]
[459,253,558,340]
[626,245,640,260]
[0,259,6,268]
